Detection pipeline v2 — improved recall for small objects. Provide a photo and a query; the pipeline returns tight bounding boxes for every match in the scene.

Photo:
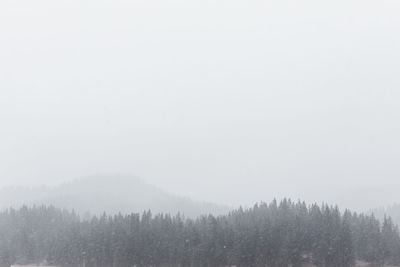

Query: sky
[1,0,400,209]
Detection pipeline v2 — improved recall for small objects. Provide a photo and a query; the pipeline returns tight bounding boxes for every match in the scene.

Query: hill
[0,174,229,218]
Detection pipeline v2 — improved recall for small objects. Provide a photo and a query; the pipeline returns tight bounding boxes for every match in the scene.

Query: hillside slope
[0,174,229,218]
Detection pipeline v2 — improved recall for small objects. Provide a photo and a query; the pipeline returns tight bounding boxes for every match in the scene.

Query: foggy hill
[0,175,230,218]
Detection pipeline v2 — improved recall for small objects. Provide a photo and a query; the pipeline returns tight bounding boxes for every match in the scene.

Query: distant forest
[0,200,400,267]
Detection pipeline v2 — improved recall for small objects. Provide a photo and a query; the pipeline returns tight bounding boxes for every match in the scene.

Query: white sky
[1,0,400,209]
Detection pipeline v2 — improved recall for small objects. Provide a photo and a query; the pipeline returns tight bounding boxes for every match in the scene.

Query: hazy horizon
[1,0,400,210]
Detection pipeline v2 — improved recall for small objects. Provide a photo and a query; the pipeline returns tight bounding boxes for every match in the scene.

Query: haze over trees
[0,200,399,267]
[371,204,400,228]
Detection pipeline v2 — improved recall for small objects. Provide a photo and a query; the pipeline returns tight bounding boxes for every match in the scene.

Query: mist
[1,0,400,211]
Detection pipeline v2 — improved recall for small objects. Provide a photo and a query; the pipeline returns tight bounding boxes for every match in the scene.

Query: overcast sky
[1,0,400,209]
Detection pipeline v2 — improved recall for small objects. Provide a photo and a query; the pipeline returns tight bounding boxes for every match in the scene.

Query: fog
[1,0,400,211]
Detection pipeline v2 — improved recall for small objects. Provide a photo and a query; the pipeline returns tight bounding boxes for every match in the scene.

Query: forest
[0,199,399,267]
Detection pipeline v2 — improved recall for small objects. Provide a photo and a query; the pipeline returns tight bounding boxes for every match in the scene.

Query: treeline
[0,200,400,267]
